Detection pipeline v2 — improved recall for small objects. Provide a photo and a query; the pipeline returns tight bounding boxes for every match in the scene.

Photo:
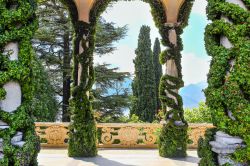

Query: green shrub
[184,102,212,123]
[198,128,218,165]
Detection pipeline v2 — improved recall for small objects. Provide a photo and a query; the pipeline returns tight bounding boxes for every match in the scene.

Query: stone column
[0,0,40,164]
[158,0,193,158]
[210,131,246,165]
[74,0,95,84]
[160,0,187,126]
[68,0,97,157]
[0,43,24,160]
[1,43,22,114]
[208,0,248,165]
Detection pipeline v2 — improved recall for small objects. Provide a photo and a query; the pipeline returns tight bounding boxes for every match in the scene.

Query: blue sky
[94,0,210,86]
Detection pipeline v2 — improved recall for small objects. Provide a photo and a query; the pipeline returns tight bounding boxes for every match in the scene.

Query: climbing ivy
[0,0,40,165]
[198,0,250,164]
[156,0,194,158]
[62,0,194,158]
[198,128,218,165]
[67,20,97,157]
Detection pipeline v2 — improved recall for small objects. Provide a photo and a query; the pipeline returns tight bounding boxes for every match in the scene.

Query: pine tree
[33,0,127,122]
[152,38,162,111]
[31,58,59,121]
[33,0,73,121]
[131,26,157,122]
[93,64,131,122]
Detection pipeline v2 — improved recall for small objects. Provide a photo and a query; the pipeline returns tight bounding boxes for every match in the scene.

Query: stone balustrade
[35,123,213,149]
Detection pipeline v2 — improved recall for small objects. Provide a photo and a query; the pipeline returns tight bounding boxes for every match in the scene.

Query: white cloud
[102,1,152,26]
[102,1,161,47]
[95,1,161,74]
[95,50,211,86]
[181,53,210,85]
[191,0,208,16]
[96,1,210,86]
[94,45,136,73]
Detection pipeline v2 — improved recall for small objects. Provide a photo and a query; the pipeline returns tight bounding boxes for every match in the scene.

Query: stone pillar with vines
[67,0,114,157]
[60,0,98,157]
[156,0,194,158]
[0,0,40,165]
[67,20,97,157]
[198,0,249,165]
[65,0,194,158]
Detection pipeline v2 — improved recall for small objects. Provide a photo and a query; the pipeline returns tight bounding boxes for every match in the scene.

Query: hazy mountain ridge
[114,79,207,109]
[180,81,207,108]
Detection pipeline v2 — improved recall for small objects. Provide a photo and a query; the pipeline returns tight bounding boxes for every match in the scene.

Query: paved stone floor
[38,148,200,166]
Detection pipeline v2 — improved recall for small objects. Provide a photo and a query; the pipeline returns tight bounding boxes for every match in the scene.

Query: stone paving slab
[38,148,200,166]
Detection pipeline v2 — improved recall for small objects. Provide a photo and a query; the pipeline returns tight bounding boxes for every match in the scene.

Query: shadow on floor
[73,155,136,166]
[171,156,200,164]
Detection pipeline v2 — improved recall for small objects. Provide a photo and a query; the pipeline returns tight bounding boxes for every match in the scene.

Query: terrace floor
[38,148,200,166]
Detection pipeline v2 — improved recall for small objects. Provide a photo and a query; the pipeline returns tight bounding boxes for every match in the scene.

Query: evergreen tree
[131,26,157,122]
[93,64,131,122]
[33,0,72,121]
[152,38,162,111]
[31,58,59,122]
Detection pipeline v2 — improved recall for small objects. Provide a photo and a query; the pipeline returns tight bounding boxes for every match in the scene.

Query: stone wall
[35,122,213,149]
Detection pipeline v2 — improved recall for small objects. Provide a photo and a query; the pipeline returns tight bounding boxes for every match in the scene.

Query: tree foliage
[93,64,131,123]
[152,38,162,111]
[95,17,127,55]
[31,58,59,122]
[184,102,212,123]
[33,0,73,121]
[131,25,157,122]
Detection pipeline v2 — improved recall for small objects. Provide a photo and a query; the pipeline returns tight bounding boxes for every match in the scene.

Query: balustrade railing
[35,123,213,149]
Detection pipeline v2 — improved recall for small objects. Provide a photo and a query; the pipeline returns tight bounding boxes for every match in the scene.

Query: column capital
[74,0,96,22]
[161,0,185,23]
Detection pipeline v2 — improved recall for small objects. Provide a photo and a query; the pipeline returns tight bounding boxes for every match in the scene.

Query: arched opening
[93,1,162,123]
[180,1,210,110]
[67,0,194,158]
[0,0,248,165]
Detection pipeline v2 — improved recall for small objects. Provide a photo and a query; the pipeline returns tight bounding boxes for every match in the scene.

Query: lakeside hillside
[180,81,207,108]
[123,79,207,109]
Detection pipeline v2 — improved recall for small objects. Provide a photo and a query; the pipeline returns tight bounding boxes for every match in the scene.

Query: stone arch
[63,0,194,158]
[0,0,248,165]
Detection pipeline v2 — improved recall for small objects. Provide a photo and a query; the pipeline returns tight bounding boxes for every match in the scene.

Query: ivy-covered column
[157,0,194,157]
[198,0,249,165]
[0,0,40,165]
[68,0,97,157]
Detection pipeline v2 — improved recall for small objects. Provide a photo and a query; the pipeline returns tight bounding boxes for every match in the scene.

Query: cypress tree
[152,38,162,111]
[131,26,157,122]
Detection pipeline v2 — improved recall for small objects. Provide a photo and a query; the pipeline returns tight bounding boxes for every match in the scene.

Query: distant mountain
[125,79,207,109]
[180,81,207,108]
[107,78,207,109]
